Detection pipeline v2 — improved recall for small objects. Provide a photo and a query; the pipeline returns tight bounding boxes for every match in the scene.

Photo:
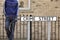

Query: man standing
[3,0,18,40]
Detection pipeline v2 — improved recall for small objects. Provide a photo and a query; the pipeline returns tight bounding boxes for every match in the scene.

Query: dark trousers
[5,16,16,40]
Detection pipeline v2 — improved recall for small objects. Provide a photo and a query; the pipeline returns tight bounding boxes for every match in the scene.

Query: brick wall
[0,0,60,16]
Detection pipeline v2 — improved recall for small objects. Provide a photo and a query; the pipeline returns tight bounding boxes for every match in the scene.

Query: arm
[3,1,6,15]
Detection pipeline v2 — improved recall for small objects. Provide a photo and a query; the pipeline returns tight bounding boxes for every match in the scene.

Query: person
[3,0,18,40]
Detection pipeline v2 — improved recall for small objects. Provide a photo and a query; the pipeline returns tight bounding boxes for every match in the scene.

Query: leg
[9,17,16,40]
[5,17,11,39]
[9,22,16,40]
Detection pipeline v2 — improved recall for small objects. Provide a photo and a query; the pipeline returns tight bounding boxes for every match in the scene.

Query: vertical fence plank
[2,15,4,40]
[47,21,51,40]
[41,21,42,40]
[0,15,1,40]
[34,20,35,40]
[23,15,24,40]
[37,21,39,40]
[27,21,30,40]
[55,21,56,40]
[44,21,46,40]
[51,21,53,40]
[20,15,21,40]
[58,17,59,40]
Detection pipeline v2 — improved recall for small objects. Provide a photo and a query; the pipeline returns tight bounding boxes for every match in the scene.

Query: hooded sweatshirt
[4,0,18,17]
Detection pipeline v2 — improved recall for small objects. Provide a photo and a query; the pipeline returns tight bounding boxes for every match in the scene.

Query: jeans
[5,16,17,40]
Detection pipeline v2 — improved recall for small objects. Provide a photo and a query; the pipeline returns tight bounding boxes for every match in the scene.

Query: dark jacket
[4,0,18,17]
